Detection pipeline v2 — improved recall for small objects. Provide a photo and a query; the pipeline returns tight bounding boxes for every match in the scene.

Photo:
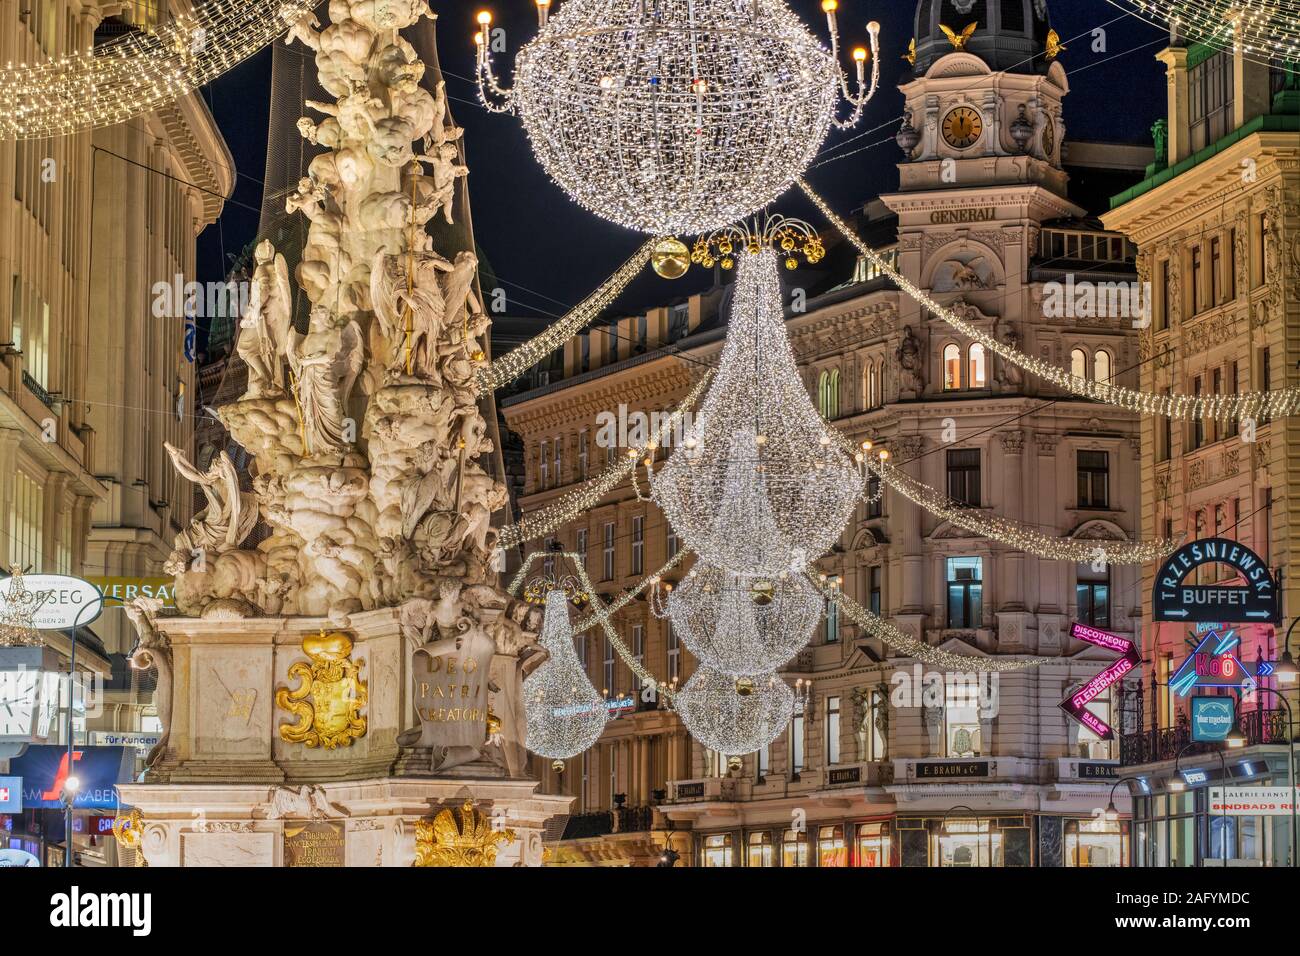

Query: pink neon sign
[1057,622,1142,741]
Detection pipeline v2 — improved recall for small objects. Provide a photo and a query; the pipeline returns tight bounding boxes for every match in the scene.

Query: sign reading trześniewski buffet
[1151,538,1280,624]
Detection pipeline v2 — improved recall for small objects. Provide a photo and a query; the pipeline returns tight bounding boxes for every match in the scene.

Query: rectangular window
[1226,364,1240,438]
[543,537,556,576]
[1190,246,1202,314]
[1227,229,1237,300]
[790,715,805,777]
[826,696,841,765]
[631,515,644,575]
[578,431,588,480]
[539,440,549,489]
[1157,260,1170,331]
[747,832,774,867]
[1210,236,1221,305]
[757,744,770,782]
[946,557,983,629]
[1259,348,1271,425]
[857,822,891,867]
[603,636,615,696]
[631,625,644,667]
[946,448,981,507]
[867,474,883,518]
[781,829,808,868]
[666,526,678,559]
[945,677,983,757]
[818,825,847,868]
[868,689,887,761]
[666,622,680,685]
[1076,564,1111,628]
[1191,377,1204,449]
[1076,689,1115,759]
[869,566,882,615]
[825,596,839,644]
[1076,450,1110,509]
[10,470,45,572]
[553,436,562,486]
[602,522,615,580]
[576,528,588,568]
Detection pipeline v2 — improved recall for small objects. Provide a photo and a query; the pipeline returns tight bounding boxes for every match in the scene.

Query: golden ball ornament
[552,759,566,773]
[749,579,775,606]
[785,257,799,270]
[734,676,755,696]
[727,755,743,772]
[651,237,691,279]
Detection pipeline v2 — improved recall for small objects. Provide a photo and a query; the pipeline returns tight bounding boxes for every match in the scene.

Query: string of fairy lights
[476,236,660,394]
[1106,0,1300,66]
[799,179,1300,423]
[0,0,316,139]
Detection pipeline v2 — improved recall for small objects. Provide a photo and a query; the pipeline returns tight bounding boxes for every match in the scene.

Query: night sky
[195,0,1167,325]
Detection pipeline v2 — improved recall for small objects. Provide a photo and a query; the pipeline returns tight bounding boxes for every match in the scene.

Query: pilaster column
[998,431,1026,610]
[1155,47,1190,164]
[896,435,926,613]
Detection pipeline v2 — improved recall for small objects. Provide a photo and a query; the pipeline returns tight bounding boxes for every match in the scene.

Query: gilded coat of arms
[276,631,368,748]
[414,800,515,867]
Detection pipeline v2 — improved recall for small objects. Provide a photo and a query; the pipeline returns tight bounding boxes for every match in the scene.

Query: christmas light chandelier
[473,0,882,234]
[655,564,821,675]
[673,665,794,758]
[0,0,318,140]
[1107,1,1300,66]
[523,587,609,767]
[0,568,42,647]
[651,243,861,576]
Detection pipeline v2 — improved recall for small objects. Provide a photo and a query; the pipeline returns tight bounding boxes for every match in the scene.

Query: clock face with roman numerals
[942,106,983,149]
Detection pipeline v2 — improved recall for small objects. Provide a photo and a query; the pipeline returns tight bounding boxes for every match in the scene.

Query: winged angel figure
[939,22,978,50]
[163,442,259,570]
[369,249,455,383]
[237,239,295,397]
[288,310,366,457]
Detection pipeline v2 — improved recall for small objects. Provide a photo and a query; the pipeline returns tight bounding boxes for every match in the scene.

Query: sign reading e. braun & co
[1151,538,1280,624]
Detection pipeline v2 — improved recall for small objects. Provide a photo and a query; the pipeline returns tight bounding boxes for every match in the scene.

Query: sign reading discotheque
[0,573,105,630]
[1151,538,1280,624]
[1058,622,1141,741]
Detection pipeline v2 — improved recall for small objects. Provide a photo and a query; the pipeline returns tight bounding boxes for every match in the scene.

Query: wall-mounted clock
[0,645,62,746]
[1041,114,1056,158]
[942,106,983,149]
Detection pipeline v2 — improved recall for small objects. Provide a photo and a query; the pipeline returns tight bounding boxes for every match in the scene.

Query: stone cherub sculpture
[124,596,170,768]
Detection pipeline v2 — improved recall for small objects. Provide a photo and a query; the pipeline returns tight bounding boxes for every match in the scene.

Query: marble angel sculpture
[163,442,259,572]
[369,248,457,382]
[236,240,294,397]
[287,308,366,457]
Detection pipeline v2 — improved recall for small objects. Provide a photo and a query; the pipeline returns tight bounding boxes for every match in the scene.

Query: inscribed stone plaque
[284,821,346,867]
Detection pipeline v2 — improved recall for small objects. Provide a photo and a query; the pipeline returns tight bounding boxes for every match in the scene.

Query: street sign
[1152,538,1280,624]
[1058,622,1141,740]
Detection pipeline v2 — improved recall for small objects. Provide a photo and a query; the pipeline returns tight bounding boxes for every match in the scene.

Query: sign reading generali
[1152,538,1280,624]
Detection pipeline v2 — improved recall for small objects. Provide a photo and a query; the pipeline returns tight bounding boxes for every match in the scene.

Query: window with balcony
[1076,450,1109,509]
[946,556,983,629]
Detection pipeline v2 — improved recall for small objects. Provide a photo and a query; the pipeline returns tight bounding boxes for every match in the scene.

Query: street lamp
[1173,743,1228,865]
[61,774,81,868]
[1275,617,1299,685]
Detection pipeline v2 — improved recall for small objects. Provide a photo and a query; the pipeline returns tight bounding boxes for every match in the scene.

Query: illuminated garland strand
[478,237,660,394]
[869,457,1181,565]
[812,576,1059,672]
[0,0,316,139]
[800,179,1300,423]
[1106,0,1300,67]
[509,550,677,701]
[571,548,691,635]
[495,371,713,550]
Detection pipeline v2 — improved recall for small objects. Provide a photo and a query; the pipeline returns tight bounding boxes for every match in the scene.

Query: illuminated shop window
[818,825,847,867]
[702,833,733,868]
[746,831,774,868]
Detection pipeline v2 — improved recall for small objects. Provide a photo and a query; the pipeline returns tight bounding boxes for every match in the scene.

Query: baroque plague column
[117,0,570,867]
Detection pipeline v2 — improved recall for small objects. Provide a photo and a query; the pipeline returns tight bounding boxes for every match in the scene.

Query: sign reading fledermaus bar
[1151,538,1280,624]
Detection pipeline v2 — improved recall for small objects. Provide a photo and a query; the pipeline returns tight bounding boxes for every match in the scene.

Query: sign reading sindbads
[1151,538,1279,624]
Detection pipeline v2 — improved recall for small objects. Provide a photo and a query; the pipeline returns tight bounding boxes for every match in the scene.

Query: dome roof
[911,0,1053,75]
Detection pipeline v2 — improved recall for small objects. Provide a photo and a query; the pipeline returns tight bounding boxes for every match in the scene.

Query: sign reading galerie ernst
[283,821,345,866]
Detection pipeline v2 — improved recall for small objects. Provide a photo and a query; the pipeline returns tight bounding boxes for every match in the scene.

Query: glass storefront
[1064,817,1128,867]
[1132,786,1294,867]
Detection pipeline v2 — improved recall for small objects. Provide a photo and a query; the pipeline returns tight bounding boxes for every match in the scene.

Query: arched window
[968,343,987,388]
[1094,350,1112,384]
[865,363,879,410]
[943,344,962,390]
[818,369,840,419]
[1070,347,1088,380]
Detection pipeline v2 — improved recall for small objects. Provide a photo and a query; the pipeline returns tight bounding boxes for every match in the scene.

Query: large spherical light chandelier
[474,0,882,234]
[651,235,862,576]
[524,589,608,764]
[1106,1,1300,65]
[674,666,794,757]
[662,564,821,675]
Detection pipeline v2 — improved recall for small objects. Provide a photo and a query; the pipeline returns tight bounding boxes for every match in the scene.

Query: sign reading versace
[930,207,995,224]
[1152,538,1280,624]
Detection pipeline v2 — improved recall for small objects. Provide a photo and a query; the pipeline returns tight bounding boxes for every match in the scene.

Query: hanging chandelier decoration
[1106,1,1300,66]
[673,666,794,757]
[656,564,821,675]
[474,0,882,234]
[651,232,862,577]
[0,568,42,647]
[0,0,319,139]
[523,587,609,769]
